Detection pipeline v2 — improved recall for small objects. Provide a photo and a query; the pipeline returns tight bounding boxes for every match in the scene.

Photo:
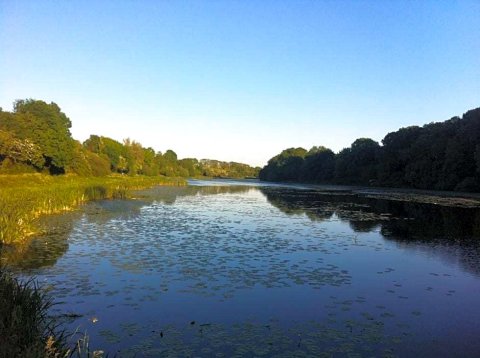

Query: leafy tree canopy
[260,107,480,192]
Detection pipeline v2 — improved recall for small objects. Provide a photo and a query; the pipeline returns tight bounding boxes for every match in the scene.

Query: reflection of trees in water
[135,185,253,205]
[258,190,336,221]
[260,188,388,225]
[260,187,480,276]
[387,234,480,276]
[260,187,480,238]
[348,220,381,232]
[380,203,480,239]
[1,185,254,269]
[380,204,480,276]
[0,212,76,270]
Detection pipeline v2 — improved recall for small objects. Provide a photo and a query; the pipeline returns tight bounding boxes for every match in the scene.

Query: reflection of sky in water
[4,182,480,357]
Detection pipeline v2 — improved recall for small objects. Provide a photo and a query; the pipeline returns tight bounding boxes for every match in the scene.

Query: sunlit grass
[0,174,186,244]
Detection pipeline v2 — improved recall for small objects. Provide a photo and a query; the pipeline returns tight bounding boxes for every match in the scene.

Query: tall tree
[335,138,380,184]
[5,99,74,173]
[259,148,307,181]
[301,146,335,182]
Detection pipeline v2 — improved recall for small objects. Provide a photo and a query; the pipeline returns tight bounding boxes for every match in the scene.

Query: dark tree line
[0,99,259,178]
[260,107,480,192]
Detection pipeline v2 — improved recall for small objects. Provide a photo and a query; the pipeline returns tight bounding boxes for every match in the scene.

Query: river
[3,179,480,357]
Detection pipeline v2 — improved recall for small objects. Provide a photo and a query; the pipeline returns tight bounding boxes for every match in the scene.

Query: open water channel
[3,179,480,357]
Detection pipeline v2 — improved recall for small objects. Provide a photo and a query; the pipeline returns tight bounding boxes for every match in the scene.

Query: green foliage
[259,148,307,181]
[178,158,202,177]
[83,135,125,173]
[199,159,260,178]
[260,107,480,192]
[123,138,144,175]
[301,146,335,182]
[0,99,258,180]
[142,147,160,176]
[164,149,178,162]
[0,130,45,170]
[3,100,75,173]
[68,141,92,176]
[335,138,380,184]
[84,152,111,177]
[158,150,183,177]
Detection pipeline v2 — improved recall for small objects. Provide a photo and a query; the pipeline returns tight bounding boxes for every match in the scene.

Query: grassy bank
[0,174,186,245]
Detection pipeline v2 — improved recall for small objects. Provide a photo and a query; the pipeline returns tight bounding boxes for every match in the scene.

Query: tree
[259,148,307,181]
[476,145,480,175]
[68,140,92,176]
[10,99,74,173]
[158,149,180,176]
[335,138,380,184]
[123,138,145,175]
[378,126,422,186]
[83,134,102,153]
[164,149,178,162]
[179,158,201,177]
[301,146,335,182]
[83,135,125,173]
[142,147,160,176]
[0,130,45,170]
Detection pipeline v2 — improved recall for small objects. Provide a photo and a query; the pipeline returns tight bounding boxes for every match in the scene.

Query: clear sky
[1,1,479,167]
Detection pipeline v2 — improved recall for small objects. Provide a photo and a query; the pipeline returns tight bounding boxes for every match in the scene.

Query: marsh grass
[0,266,110,358]
[0,266,67,357]
[0,174,185,244]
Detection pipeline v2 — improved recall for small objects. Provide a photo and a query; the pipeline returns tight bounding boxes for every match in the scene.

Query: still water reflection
[2,180,480,357]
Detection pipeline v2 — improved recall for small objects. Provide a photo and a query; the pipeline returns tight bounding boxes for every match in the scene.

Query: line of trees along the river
[0,99,259,178]
[260,107,480,192]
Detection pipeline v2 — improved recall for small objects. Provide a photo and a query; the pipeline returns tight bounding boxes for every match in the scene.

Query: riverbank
[0,174,186,245]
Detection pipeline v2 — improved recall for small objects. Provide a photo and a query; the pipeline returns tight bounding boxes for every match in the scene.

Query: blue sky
[1,1,479,166]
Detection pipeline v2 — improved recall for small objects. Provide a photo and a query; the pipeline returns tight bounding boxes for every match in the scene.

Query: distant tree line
[0,99,259,178]
[260,107,480,192]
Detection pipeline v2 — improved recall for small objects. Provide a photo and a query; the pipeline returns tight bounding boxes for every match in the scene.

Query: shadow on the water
[260,187,480,276]
[0,212,77,270]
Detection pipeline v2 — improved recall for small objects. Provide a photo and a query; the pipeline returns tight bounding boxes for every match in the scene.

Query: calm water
[3,180,480,357]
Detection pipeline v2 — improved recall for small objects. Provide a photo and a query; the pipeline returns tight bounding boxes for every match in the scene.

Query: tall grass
[0,266,66,357]
[0,174,185,244]
[0,266,108,357]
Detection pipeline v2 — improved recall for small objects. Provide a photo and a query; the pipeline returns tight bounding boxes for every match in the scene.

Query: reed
[0,265,66,357]
[0,174,186,244]
[0,265,111,357]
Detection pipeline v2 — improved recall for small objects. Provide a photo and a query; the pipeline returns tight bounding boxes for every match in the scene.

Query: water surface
[3,180,480,357]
